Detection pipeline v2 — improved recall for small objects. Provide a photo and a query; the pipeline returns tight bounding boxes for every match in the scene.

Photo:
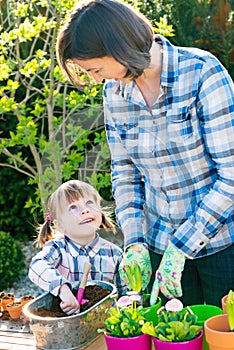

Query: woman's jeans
[149,244,234,307]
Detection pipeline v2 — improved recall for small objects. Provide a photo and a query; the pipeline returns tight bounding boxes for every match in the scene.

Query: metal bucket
[23,280,116,350]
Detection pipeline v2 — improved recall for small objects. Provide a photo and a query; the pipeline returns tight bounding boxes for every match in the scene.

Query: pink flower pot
[152,330,204,350]
[104,333,151,350]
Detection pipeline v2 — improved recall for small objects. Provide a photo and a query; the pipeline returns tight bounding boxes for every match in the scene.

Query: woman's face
[74,56,129,83]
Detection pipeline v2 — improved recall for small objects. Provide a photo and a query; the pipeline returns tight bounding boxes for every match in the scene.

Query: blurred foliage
[132,0,234,78]
[0,231,25,289]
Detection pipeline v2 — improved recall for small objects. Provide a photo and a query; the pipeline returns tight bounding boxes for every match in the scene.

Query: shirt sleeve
[171,56,234,258]
[104,99,147,249]
[28,241,72,296]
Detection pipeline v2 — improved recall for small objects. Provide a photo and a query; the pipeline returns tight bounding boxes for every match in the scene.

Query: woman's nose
[90,72,104,83]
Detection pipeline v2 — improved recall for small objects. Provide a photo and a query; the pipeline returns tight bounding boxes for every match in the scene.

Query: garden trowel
[76,262,92,305]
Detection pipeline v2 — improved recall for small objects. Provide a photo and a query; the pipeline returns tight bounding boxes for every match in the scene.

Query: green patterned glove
[150,241,185,305]
[119,244,152,292]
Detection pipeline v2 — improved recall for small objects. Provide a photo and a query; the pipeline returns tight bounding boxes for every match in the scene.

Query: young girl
[28,180,125,315]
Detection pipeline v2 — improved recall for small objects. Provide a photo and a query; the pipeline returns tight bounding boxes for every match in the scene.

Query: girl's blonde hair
[36,180,116,246]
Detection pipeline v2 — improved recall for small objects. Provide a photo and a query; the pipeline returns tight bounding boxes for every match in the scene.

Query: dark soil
[30,285,111,318]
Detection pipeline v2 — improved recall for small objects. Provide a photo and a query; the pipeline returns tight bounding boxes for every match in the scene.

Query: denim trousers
[149,244,234,307]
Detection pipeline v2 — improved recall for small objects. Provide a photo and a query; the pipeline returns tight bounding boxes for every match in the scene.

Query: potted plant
[125,261,162,325]
[183,303,222,350]
[204,289,234,350]
[142,299,203,350]
[98,293,151,350]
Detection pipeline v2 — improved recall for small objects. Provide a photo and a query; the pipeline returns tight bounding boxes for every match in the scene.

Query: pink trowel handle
[76,262,92,304]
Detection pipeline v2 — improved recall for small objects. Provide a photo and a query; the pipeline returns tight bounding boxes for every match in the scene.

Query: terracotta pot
[221,294,228,314]
[6,301,23,319]
[20,295,35,306]
[142,295,162,326]
[152,331,204,350]
[1,293,15,311]
[104,333,151,350]
[204,314,234,350]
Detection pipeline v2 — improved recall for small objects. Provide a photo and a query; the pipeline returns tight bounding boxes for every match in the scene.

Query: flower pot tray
[23,280,117,350]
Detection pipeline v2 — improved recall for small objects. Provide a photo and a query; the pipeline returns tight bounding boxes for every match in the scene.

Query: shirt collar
[156,35,179,86]
[64,234,101,258]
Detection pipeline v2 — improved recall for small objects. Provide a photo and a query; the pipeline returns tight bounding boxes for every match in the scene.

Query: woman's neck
[135,41,163,109]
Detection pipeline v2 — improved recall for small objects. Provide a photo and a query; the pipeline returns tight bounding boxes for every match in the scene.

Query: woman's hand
[59,284,80,315]
[119,243,152,291]
[150,241,185,305]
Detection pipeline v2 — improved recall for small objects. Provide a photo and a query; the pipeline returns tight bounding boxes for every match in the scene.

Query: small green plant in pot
[226,289,234,331]
[124,261,162,325]
[98,294,151,350]
[142,299,203,350]
[98,293,146,337]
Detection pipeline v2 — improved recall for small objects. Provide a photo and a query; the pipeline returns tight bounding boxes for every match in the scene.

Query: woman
[56,0,234,307]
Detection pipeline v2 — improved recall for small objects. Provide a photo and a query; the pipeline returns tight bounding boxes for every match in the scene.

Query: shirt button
[199,241,205,246]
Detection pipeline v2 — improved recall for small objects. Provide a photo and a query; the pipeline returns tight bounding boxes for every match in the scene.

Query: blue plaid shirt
[29,234,125,296]
[104,35,234,259]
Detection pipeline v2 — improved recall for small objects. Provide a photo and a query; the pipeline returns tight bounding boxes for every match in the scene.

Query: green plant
[142,299,202,342]
[97,294,147,337]
[0,231,25,290]
[125,261,143,293]
[226,289,234,331]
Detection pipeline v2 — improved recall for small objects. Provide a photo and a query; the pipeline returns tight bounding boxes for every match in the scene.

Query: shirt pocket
[166,106,194,144]
[114,115,139,148]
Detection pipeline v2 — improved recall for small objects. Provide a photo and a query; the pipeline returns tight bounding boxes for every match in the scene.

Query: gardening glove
[119,243,152,292]
[150,241,185,306]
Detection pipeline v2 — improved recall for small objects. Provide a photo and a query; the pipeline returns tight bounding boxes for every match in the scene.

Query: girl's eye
[86,200,94,206]
[69,205,77,211]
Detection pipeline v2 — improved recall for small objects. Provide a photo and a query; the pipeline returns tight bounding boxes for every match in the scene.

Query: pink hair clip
[46,214,52,222]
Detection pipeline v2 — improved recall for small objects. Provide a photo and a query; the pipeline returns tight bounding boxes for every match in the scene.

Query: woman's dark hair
[56,0,154,83]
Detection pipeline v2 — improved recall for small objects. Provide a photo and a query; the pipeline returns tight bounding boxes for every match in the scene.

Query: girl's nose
[80,205,89,214]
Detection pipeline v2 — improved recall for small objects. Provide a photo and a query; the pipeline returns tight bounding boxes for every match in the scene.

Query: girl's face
[57,196,102,245]
[73,56,129,83]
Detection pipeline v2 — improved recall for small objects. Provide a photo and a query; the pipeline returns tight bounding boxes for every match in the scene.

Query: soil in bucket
[30,285,111,317]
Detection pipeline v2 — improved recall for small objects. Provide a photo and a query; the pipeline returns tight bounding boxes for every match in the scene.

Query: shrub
[0,231,25,290]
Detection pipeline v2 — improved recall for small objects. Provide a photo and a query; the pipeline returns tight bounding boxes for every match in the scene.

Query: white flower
[165,298,183,312]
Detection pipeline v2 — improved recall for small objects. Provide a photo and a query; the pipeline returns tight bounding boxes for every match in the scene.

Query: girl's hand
[59,283,80,315]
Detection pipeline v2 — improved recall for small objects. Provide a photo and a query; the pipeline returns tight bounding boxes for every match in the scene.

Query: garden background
[0,0,233,288]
